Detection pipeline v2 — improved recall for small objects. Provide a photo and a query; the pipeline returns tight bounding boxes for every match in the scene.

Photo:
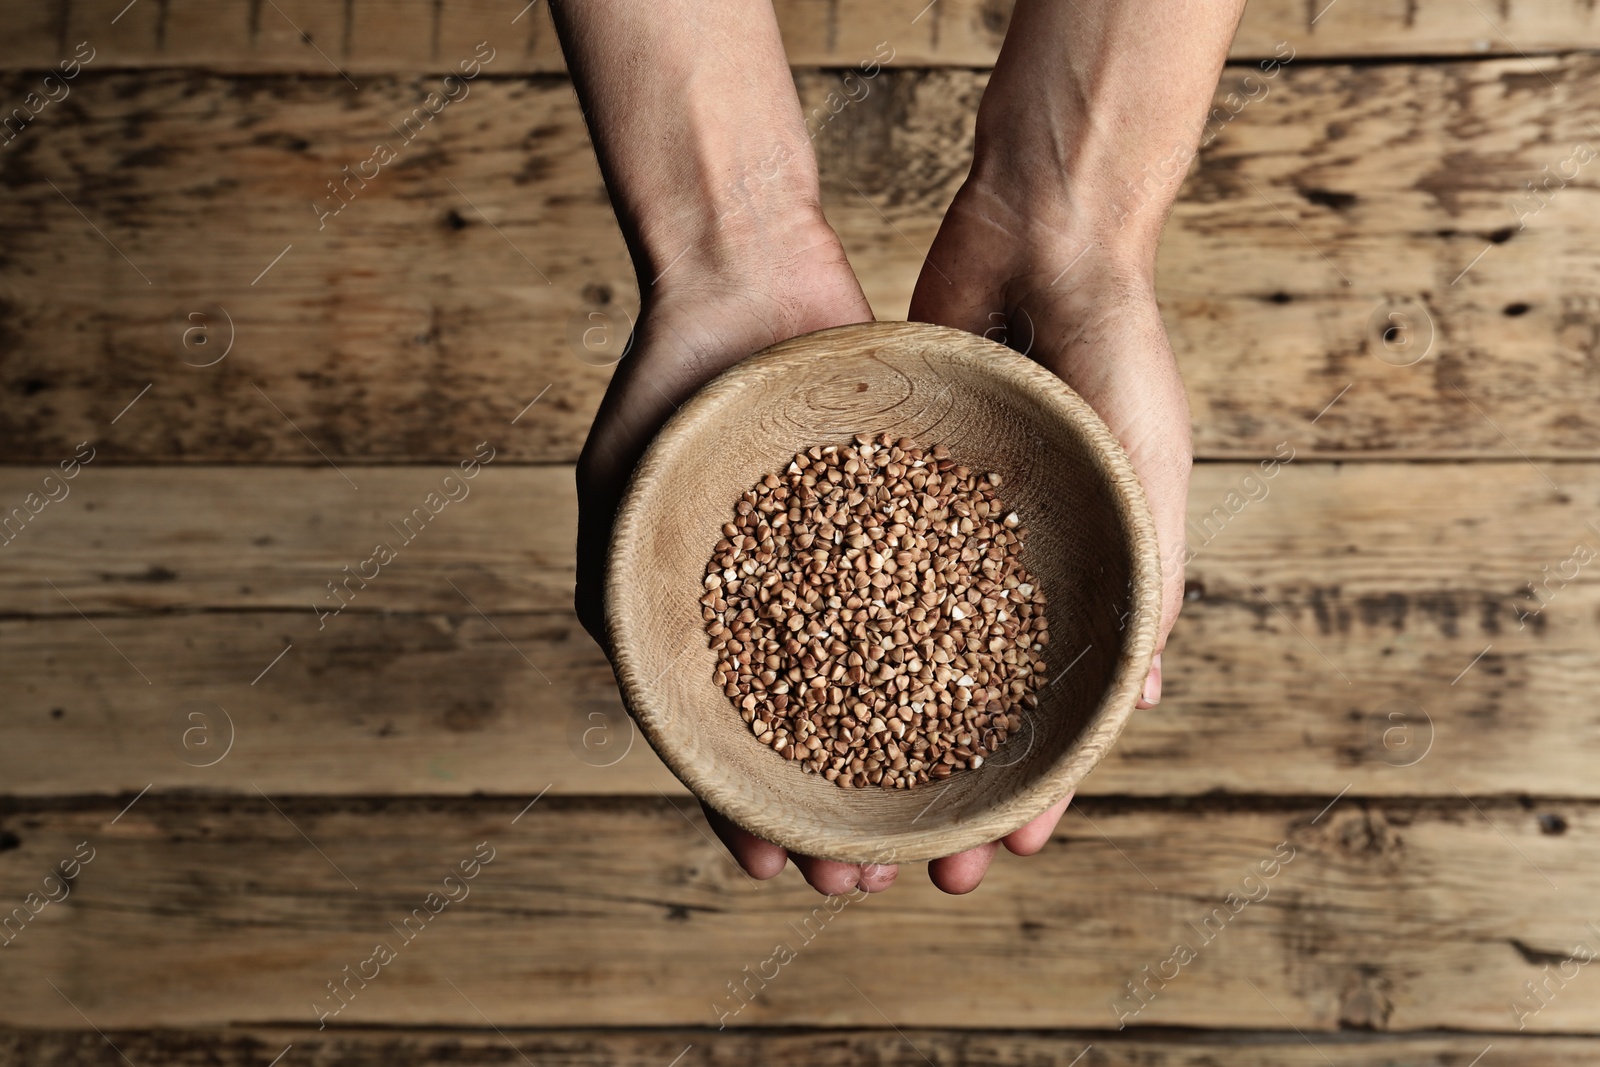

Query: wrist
[968,109,1186,271]
[946,165,1163,290]
[967,23,1215,265]
[642,202,850,305]
[622,130,830,291]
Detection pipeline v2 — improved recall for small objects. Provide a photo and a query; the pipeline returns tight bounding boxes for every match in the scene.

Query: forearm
[548,0,824,287]
[972,0,1247,261]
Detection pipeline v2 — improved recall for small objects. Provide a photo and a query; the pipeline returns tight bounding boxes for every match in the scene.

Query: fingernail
[1141,654,1162,706]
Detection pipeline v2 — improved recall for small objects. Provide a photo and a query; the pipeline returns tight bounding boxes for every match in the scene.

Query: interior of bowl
[606,322,1160,863]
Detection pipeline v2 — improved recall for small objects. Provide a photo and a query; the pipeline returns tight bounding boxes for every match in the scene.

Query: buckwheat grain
[701,434,1050,790]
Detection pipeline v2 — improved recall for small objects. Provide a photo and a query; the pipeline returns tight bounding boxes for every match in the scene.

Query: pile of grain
[700,434,1050,790]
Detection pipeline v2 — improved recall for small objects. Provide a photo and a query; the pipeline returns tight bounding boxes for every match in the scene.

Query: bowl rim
[604,320,1163,863]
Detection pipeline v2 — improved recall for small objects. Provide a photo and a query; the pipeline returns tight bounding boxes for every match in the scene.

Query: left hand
[903,175,1193,893]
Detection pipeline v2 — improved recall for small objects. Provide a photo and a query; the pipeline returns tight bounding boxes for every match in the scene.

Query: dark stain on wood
[442,699,495,732]
[11,1029,1600,1066]
[1338,966,1395,1030]
[1308,586,1344,635]
[249,130,311,152]
[1510,938,1576,966]
[515,153,553,185]
[1300,187,1357,210]
[119,565,179,583]
[1539,813,1569,834]
[1219,586,1543,640]
[1499,67,1563,95]
[1357,593,1407,632]
[980,0,1012,37]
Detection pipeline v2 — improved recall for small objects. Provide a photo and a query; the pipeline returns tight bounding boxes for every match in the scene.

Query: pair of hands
[574,176,1191,896]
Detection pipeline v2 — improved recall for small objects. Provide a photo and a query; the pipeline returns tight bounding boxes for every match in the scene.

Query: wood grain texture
[0,466,576,617]
[2,61,1599,462]
[0,1027,1574,1066]
[2,461,1596,799]
[1,459,1588,617]
[0,0,1594,72]
[0,796,1593,1030]
[606,323,1160,862]
[0,0,1590,1055]
[4,579,1597,800]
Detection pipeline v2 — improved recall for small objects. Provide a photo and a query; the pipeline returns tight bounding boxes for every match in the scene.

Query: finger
[571,332,692,649]
[791,854,868,896]
[1136,652,1163,709]
[700,803,788,880]
[1002,792,1074,856]
[858,861,900,893]
[928,841,999,895]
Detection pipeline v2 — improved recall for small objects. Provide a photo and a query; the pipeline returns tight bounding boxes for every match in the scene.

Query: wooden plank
[0,611,684,797]
[0,797,1593,1029]
[0,460,1588,617]
[0,1027,1577,1066]
[0,467,577,616]
[3,461,1597,798]
[0,0,1595,72]
[1,61,1599,462]
[5,584,1596,799]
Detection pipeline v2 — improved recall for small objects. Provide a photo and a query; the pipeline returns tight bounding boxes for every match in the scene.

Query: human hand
[573,212,873,647]
[883,0,1235,892]
[574,211,920,896]
[902,175,1192,893]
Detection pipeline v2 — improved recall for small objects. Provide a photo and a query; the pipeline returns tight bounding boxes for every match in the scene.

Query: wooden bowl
[606,322,1161,863]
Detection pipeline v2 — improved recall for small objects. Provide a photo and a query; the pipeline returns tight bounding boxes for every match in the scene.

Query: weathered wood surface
[0,466,578,617]
[6,585,1596,799]
[1,461,1589,617]
[0,611,677,797]
[0,1027,1569,1067]
[0,0,1594,73]
[3,461,1595,798]
[0,797,1592,1030]
[0,0,1590,1056]
[3,61,1599,462]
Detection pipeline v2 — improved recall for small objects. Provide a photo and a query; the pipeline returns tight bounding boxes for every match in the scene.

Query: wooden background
[2,0,1598,1063]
